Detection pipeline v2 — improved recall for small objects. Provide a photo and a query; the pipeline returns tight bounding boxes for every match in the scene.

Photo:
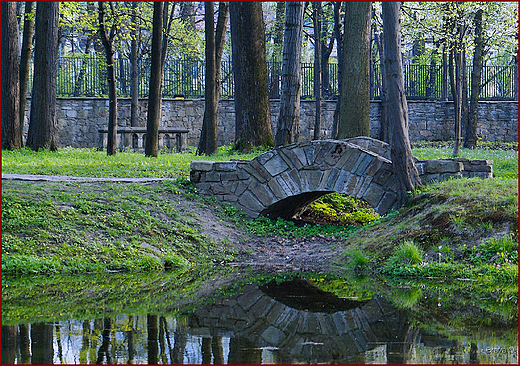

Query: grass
[2,142,518,278]
[1,145,269,179]
[1,179,236,275]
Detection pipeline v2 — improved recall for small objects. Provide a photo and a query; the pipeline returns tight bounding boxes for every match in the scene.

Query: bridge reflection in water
[2,279,516,364]
[189,278,417,364]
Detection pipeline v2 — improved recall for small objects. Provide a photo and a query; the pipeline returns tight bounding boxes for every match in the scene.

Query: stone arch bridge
[190,137,492,219]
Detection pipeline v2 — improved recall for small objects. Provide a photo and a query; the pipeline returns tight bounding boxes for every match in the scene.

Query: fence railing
[35,56,518,101]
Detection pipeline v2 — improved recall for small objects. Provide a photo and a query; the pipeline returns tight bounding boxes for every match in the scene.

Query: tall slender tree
[382,2,422,207]
[26,2,59,151]
[98,2,118,155]
[313,2,323,141]
[19,2,35,146]
[145,2,164,157]
[230,2,274,151]
[336,2,371,139]
[275,2,305,147]
[198,2,229,155]
[2,2,21,150]
[269,1,285,98]
[464,8,483,149]
[130,2,139,129]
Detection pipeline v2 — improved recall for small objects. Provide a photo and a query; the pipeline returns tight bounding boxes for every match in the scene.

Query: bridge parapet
[190,138,492,219]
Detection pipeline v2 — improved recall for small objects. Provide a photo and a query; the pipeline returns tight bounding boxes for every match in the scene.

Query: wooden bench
[98,127,189,153]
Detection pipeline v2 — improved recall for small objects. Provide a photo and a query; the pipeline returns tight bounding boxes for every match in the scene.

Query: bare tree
[26,2,59,151]
[275,2,305,147]
[382,2,422,206]
[2,2,21,150]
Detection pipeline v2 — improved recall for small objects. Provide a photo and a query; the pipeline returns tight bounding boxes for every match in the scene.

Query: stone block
[354,176,372,198]
[372,166,393,186]
[303,144,317,165]
[341,174,360,196]
[256,150,275,165]
[424,159,463,174]
[249,160,272,182]
[237,166,251,180]
[364,157,385,176]
[234,181,249,197]
[287,169,303,190]
[248,180,276,207]
[267,178,288,200]
[342,149,362,172]
[317,169,332,190]
[247,295,276,321]
[362,183,385,208]
[220,171,239,181]
[263,153,290,177]
[211,182,235,195]
[238,190,266,212]
[324,143,348,166]
[333,170,352,192]
[292,146,309,166]
[324,168,340,190]
[352,153,375,176]
[261,326,286,346]
[204,171,221,182]
[214,161,238,172]
[334,146,357,170]
[190,160,215,171]
[278,148,303,170]
[376,191,397,215]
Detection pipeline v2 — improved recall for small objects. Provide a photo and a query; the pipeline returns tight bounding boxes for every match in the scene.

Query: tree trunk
[230,2,274,151]
[451,48,463,156]
[18,2,35,146]
[200,2,218,155]
[98,2,117,156]
[320,5,335,98]
[269,1,285,98]
[373,10,389,143]
[313,2,322,140]
[2,2,21,150]
[275,2,304,147]
[198,2,229,156]
[331,2,344,138]
[337,2,371,139]
[382,2,421,207]
[464,9,483,149]
[31,323,54,364]
[145,2,164,157]
[26,2,59,151]
[130,2,139,128]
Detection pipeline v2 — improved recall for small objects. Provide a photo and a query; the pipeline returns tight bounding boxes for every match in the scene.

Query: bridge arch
[191,137,398,218]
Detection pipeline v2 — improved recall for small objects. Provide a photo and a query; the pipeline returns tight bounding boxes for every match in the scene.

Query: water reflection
[2,277,518,364]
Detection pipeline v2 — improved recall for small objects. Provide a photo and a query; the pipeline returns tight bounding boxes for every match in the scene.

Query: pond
[2,267,518,364]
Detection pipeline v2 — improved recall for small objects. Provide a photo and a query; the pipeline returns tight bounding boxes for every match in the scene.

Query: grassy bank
[2,143,518,282]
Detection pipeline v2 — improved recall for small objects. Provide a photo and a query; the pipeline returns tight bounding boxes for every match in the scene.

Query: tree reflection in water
[1,278,517,364]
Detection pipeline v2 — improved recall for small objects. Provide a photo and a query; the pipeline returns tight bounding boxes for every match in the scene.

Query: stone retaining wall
[22,98,517,148]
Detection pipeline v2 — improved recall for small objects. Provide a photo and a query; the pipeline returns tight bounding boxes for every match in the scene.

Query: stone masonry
[189,282,413,361]
[22,98,517,148]
[190,137,493,219]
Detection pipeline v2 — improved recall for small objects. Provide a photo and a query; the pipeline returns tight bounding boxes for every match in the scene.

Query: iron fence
[35,56,517,101]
